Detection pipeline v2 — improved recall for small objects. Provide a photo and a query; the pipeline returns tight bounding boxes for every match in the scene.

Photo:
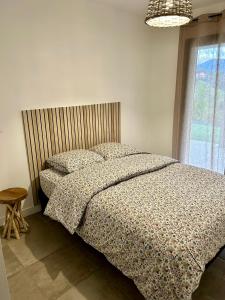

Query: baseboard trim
[0,205,41,226]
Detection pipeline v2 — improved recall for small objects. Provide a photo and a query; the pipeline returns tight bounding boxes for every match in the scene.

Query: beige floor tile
[57,269,128,300]
[26,262,71,300]
[8,269,48,300]
[5,214,73,267]
[25,244,99,300]
[2,245,23,277]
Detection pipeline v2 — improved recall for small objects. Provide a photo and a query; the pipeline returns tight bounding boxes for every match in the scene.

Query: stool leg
[18,202,29,232]
[6,203,21,240]
[12,219,20,240]
[7,205,14,240]
[15,211,23,232]
[13,202,23,230]
[2,201,29,239]
[12,203,20,239]
[14,205,21,234]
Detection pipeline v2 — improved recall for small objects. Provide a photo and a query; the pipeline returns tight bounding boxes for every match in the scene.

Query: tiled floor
[1,213,225,300]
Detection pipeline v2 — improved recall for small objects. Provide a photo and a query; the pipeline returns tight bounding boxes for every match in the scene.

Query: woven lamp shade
[145,0,192,27]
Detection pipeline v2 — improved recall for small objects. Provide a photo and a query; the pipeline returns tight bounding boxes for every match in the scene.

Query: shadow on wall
[22,184,33,211]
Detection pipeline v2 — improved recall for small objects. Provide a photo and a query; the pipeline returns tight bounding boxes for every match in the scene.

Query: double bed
[39,151,225,300]
[22,103,225,300]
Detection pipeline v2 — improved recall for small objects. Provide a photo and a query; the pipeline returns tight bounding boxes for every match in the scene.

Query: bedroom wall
[193,2,225,17]
[0,0,179,221]
[1,0,224,222]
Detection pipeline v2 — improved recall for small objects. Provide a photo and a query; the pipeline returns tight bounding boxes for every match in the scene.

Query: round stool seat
[0,187,29,240]
[0,188,27,204]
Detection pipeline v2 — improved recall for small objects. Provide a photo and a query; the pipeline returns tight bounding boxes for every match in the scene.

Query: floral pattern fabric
[47,149,104,173]
[45,154,225,300]
[91,142,144,159]
[40,168,66,198]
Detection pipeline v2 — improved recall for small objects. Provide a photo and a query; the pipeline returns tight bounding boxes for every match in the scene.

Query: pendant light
[145,0,192,28]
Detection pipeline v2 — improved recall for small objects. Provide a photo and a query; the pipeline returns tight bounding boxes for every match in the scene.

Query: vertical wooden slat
[69,107,76,149]
[117,102,120,141]
[59,108,66,152]
[63,107,69,151]
[73,106,80,149]
[118,102,121,142]
[85,106,90,148]
[55,108,63,153]
[84,105,89,149]
[52,108,60,154]
[31,110,43,203]
[35,110,45,168]
[68,107,73,150]
[92,105,97,146]
[48,109,56,155]
[39,109,49,162]
[113,103,116,142]
[114,102,118,142]
[31,110,42,173]
[97,104,103,143]
[27,110,39,204]
[43,109,52,157]
[107,103,112,142]
[82,105,88,148]
[101,104,105,142]
[105,103,110,142]
[79,106,86,149]
[95,104,100,145]
[22,111,38,205]
[87,105,92,148]
[76,106,81,148]
[99,104,104,143]
[102,104,107,142]
[88,105,94,147]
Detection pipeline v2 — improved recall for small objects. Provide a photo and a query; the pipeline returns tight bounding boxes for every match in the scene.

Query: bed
[22,103,225,300]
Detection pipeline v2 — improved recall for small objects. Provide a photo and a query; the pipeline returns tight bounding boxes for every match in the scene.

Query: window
[181,41,225,173]
[173,12,225,174]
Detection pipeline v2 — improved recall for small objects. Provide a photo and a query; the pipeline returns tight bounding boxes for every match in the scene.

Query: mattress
[40,168,66,198]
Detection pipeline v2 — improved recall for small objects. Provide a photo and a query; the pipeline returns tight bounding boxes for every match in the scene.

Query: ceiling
[102,0,224,15]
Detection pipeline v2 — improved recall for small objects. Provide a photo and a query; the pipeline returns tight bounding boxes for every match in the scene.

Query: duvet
[45,154,225,300]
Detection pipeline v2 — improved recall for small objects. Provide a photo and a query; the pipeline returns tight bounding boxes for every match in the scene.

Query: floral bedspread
[45,154,225,300]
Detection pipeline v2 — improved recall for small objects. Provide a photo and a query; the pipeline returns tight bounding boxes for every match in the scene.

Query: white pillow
[47,149,104,173]
[91,143,142,160]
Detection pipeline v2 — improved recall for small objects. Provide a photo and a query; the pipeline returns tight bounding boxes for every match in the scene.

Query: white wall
[0,0,179,220]
[193,2,225,17]
[1,0,224,220]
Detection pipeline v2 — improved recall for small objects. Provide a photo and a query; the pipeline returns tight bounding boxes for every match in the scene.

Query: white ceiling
[101,0,224,15]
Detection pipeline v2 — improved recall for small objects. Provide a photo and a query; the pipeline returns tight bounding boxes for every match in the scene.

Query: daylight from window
[188,43,225,173]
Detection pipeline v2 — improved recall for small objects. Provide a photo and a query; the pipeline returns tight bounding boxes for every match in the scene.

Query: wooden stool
[0,188,29,240]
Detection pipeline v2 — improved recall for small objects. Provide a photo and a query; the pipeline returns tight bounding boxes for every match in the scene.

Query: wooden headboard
[22,102,121,205]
